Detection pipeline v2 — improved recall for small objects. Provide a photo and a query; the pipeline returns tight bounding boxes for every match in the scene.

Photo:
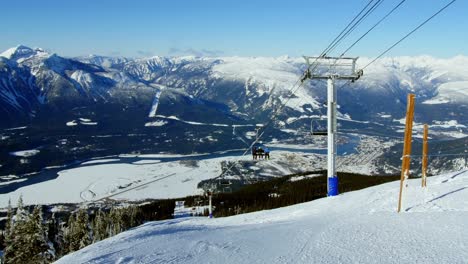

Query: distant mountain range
[1,45,467,137]
[0,45,467,176]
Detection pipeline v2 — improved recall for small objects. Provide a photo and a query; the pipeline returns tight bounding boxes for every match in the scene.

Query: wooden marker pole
[422,124,428,187]
[397,94,415,213]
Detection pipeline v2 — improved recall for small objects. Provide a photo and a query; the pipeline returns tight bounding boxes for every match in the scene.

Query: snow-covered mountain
[1,45,467,176]
[2,45,468,131]
[55,169,468,264]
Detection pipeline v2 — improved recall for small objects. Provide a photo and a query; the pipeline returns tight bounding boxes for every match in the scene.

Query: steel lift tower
[302,56,363,196]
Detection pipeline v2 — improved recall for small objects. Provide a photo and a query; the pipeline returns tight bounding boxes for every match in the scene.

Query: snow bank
[144,120,168,127]
[66,120,78,126]
[9,149,40,157]
[66,118,98,126]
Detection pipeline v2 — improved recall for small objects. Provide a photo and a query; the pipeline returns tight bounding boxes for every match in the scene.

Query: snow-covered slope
[56,169,468,264]
[423,81,468,104]
[0,45,49,62]
[68,50,468,135]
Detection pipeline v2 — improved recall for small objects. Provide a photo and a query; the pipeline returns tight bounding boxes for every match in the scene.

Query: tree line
[202,171,400,217]
[0,197,178,264]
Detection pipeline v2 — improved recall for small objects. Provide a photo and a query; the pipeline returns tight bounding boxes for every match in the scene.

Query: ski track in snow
[56,170,468,264]
[154,114,255,128]
[148,90,162,117]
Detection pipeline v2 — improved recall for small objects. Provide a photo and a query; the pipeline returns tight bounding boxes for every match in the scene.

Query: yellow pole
[398,94,415,213]
[422,124,428,187]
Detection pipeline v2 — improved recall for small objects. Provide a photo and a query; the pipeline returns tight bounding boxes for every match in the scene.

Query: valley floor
[1,135,388,207]
[55,169,468,264]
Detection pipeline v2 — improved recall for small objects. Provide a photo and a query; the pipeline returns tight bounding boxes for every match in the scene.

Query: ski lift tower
[301,56,363,196]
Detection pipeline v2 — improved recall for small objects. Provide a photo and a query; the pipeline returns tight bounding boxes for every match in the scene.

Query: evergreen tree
[47,213,66,258]
[54,220,67,258]
[92,209,108,242]
[109,208,122,236]
[76,210,92,250]
[3,199,13,247]
[128,205,141,228]
[62,214,74,255]
[26,206,55,263]
[0,230,5,251]
[120,208,131,231]
[46,213,58,255]
[4,196,30,264]
[66,209,92,252]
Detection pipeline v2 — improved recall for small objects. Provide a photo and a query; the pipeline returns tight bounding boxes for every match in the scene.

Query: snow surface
[4,126,27,131]
[81,159,121,165]
[0,148,323,207]
[148,90,162,117]
[211,56,320,113]
[0,137,393,207]
[289,174,322,182]
[118,153,210,159]
[9,149,40,157]
[0,154,247,207]
[144,120,168,127]
[0,178,26,186]
[422,81,468,104]
[81,121,98,125]
[66,120,78,126]
[66,118,98,126]
[154,114,252,128]
[0,45,48,62]
[56,169,468,264]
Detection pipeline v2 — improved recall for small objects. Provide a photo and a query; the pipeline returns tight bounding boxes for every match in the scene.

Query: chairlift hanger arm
[304,55,359,61]
[309,75,361,80]
[301,55,363,82]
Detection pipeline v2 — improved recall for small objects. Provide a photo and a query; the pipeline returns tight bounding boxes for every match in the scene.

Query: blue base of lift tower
[328,177,339,196]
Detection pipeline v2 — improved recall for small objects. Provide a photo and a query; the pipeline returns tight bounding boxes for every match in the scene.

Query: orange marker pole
[398,94,415,213]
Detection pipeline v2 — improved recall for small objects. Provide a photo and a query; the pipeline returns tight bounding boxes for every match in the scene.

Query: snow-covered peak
[0,45,48,62]
[358,55,468,77]
[0,45,34,59]
[78,54,129,69]
[212,56,303,86]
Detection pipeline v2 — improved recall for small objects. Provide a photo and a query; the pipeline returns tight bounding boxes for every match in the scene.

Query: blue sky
[1,0,466,58]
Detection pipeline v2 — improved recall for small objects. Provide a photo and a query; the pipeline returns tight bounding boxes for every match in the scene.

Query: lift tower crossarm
[301,56,362,196]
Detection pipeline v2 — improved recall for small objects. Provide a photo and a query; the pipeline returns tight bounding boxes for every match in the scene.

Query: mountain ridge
[1,45,467,137]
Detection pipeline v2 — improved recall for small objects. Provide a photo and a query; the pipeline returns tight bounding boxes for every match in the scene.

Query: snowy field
[0,150,325,207]
[0,154,248,207]
[56,169,468,264]
[1,151,323,207]
[0,136,397,207]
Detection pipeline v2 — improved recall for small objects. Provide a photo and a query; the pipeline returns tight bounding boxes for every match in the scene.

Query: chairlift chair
[312,130,328,136]
[220,179,231,186]
[310,118,328,136]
